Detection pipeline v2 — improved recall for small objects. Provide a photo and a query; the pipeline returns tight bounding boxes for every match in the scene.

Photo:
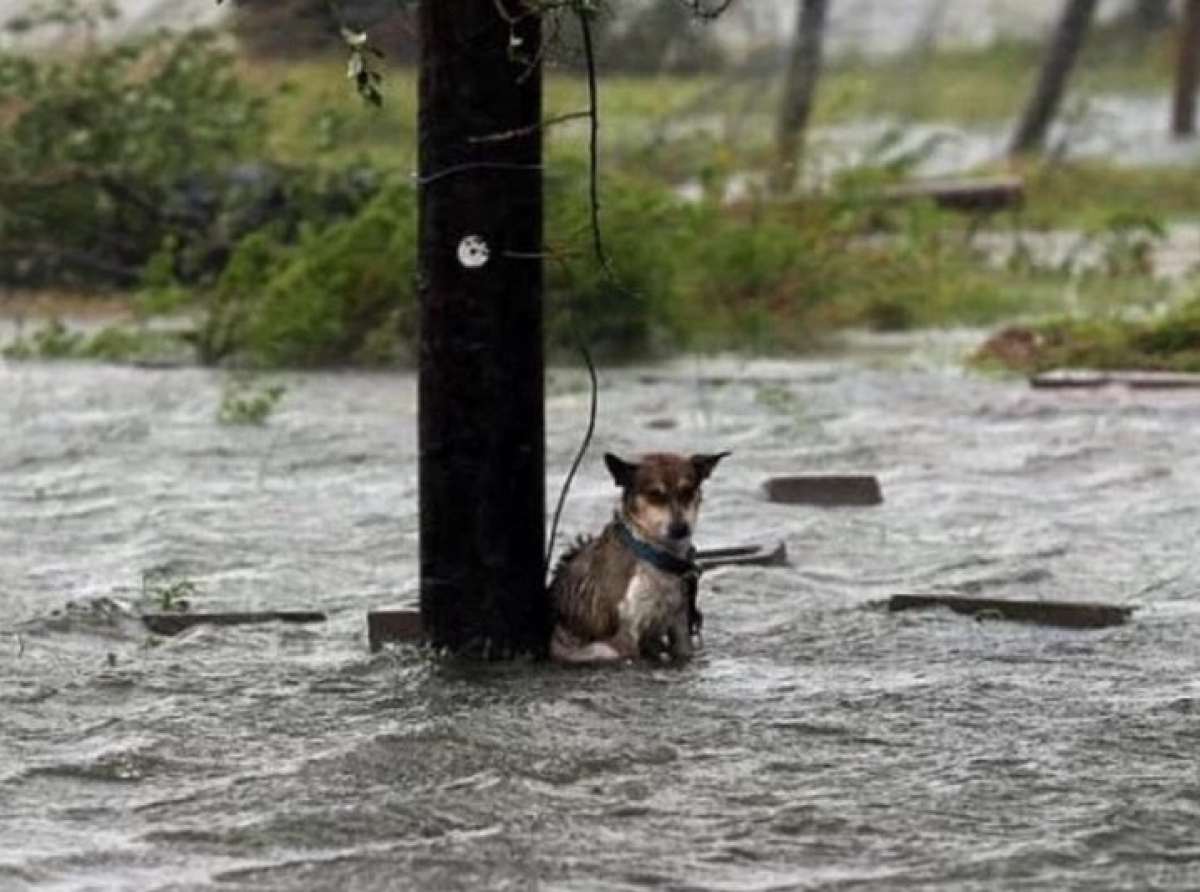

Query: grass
[973,310,1200,375]
[1017,160,1200,228]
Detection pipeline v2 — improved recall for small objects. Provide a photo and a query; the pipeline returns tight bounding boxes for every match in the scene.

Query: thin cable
[544,343,598,580]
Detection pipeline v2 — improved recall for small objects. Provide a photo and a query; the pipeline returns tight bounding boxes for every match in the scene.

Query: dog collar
[614,516,698,577]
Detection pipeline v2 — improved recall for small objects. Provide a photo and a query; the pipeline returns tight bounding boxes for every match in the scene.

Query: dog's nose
[668,520,691,540]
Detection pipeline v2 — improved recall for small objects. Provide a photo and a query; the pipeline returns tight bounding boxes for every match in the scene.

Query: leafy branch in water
[142,573,198,613]
[218,376,287,425]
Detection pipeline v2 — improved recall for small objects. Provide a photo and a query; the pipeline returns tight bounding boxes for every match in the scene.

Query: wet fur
[549,451,728,664]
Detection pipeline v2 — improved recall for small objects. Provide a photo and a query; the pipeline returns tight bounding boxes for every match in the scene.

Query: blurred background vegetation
[4,0,1200,370]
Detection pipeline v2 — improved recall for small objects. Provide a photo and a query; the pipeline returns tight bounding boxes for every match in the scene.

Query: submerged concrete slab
[696,541,789,570]
[141,611,326,636]
[367,606,423,652]
[1031,369,1200,390]
[763,475,883,507]
[888,594,1133,629]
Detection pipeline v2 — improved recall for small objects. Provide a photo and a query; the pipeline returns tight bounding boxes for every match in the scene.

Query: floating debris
[696,541,789,570]
[762,475,883,506]
[887,594,1133,629]
[1031,369,1200,390]
[367,606,423,652]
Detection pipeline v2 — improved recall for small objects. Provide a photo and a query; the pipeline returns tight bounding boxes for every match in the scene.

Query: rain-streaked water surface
[4,337,1200,891]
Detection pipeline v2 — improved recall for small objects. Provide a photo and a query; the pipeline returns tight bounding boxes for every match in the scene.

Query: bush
[190,154,1045,367]
[198,163,689,367]
[205,181,417,366]
[974,300,1200,375]
[0,16,383,294]
[0,28,266,287]
[544,160,683,359]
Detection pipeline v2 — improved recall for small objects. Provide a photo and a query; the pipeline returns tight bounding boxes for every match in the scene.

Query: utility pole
[417,0,549,657]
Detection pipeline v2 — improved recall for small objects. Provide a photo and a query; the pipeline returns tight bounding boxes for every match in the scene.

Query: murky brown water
[4,336,1200,890]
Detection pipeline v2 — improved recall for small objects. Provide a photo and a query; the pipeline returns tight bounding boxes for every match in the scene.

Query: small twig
[469,111,591,144]
[676,0,737,21]
[575,6,618,282]
[417,161,544,187]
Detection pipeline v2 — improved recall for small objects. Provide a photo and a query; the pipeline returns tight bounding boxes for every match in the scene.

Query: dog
[549,451,729,664]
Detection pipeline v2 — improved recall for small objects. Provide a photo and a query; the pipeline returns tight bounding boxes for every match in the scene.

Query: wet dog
[549,451,729,664]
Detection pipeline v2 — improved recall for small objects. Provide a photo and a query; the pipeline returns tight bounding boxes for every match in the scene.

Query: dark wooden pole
[417,0,549,658]
[1172,0,1200,138]
[1009,0,1098,156]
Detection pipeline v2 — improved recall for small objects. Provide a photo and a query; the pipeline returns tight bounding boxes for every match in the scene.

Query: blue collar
[614,515,698,577]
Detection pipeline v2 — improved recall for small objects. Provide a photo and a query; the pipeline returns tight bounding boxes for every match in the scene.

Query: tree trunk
[1009,0,1099,157]
[771,0,829,194]
[1131,0,1172,31]
[417,0,549,658]
[1172,0,1200,137]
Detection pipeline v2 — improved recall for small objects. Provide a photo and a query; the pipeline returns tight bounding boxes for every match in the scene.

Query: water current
[3,335,1200,890]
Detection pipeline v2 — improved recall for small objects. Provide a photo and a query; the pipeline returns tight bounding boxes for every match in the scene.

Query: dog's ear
[604,452,638,489]
[691,451,731,482]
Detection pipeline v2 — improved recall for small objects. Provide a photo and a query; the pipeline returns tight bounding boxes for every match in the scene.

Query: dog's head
[605,451,730,547]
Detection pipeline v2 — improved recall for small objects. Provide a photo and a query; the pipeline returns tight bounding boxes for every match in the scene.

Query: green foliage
[2,317,194,363]
[1017,160,1200,229]
[1,318,84,359]
[340,26,385,106]
[5,0,119,37]
[186,155,1098,366]
[142,573,197,613]
[0,26,266,287]
[974,296,1200,375]
[2,13,1185,368]
[205,181,417,367]
[218,376,287,425]
[544,161,681,359]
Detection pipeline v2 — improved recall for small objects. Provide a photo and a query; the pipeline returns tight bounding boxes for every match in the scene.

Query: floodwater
[3,337,1200,891]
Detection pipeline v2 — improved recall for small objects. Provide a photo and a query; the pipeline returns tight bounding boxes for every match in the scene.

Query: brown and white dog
[549,451,729,664]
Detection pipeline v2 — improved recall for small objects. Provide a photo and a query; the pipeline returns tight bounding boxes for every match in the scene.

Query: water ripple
[3,351,1200,889]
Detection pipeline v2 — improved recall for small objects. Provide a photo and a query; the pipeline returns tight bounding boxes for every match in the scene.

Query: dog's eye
[646,488,669,505]
[678,487,695,503]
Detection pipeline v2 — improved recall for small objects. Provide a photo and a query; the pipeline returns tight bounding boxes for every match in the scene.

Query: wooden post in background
[1009,0,1098,156]
[771,0,830,194]
[417,0,548,657]
[1172,0,1200,137]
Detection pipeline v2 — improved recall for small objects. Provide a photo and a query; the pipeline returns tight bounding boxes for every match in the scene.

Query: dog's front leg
[666,614,694,662]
